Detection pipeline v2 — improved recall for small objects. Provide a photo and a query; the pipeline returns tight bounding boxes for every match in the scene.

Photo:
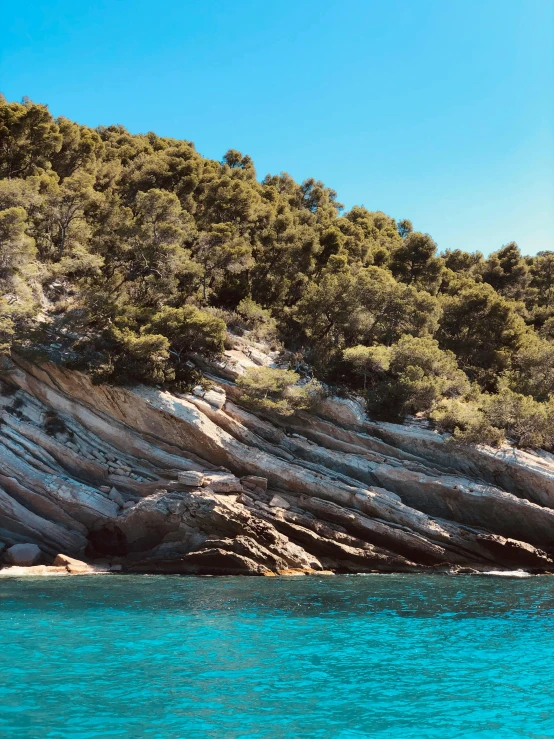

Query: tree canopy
[1,95,554,448]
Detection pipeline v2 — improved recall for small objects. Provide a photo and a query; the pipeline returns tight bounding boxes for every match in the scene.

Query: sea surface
[1,574,554,739]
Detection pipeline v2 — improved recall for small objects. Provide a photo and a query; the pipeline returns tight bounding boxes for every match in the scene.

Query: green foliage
[236,366,322,416]
[0,206,36,278]
[437,283,526,388]
[0,98,62,178]
[430,398,505,447]
[144,304,225,378]
[389,231,444,292]
[234,298,278,342]
[431,390,554,450]
[481,390,554,450]
[295,265,441,373]
[482,242,530,300]
[342,344,390,389]
[365,336,469,420]
[1,95,554,449]
[504,335,554,401]
[101,327,171,385]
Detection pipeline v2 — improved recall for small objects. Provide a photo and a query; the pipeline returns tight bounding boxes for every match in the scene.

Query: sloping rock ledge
[2,353,554,575]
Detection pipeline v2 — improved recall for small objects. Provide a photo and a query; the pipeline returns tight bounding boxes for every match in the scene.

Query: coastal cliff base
[2,351,554,575]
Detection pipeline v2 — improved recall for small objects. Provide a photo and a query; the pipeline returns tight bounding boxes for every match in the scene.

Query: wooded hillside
[2,96,554,448]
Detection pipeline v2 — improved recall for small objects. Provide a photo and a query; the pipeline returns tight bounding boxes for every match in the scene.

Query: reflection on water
[2,574,554,738]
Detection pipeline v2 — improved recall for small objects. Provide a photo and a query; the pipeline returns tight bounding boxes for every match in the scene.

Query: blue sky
[2,0,553,256]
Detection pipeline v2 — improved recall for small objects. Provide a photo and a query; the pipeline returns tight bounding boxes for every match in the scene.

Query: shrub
[342,344,390,390]
[365,335,469,420]
[481,389,554,449]
[430,398,505,447]
[432,390,554,450]
[235,298,278,343]
[236,366,322,416]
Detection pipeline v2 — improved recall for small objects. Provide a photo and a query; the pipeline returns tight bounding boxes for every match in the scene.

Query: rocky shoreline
[2,341,554,577]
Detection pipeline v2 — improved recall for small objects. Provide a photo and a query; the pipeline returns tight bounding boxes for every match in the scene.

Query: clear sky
[2,0,553,256]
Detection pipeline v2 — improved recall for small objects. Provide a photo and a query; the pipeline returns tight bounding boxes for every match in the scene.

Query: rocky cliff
[2,345,554,575]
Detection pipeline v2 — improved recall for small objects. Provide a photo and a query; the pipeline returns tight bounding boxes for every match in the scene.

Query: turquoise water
[2,575,554,738]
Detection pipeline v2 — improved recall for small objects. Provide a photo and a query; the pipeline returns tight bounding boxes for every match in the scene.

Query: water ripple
[1,574,554,738]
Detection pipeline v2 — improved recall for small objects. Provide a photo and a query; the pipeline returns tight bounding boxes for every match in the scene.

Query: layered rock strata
[1,352,554,575]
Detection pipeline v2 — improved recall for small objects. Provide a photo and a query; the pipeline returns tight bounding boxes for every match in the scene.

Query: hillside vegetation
[2,96,554,449]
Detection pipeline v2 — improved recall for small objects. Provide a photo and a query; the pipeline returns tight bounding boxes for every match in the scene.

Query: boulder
[203,389,226,410]
[53,553,109,574]
[242,475,268,491]
[177,470,205,487]
[202,472,243,493]
[317,396,366,428]
[5,543,42,566]
[53,553,89,571]
[108,487,125,507]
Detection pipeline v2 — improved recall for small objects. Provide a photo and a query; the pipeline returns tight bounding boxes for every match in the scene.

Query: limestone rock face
[5,543,42,566]
[1,352,554,575]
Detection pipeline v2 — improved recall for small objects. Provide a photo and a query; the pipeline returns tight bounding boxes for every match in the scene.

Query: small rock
[177,470,205,487]
[192,385,205,397]
[254,500,273,512]
[122,500,135,509]
[108,487,125,507]
[203,389,226,410]
[53,553,90,571]
[241,475,268,491]
[99,486,111,493]
[269,495,290,510]
[167,499,181,515]
[203,472,243,493]
[5,543,42,566]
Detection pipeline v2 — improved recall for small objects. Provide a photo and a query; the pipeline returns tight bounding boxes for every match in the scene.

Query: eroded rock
[5,543,42,566]
[177,470,205,487]
[202,472,243,493]
[1,353,554,575]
